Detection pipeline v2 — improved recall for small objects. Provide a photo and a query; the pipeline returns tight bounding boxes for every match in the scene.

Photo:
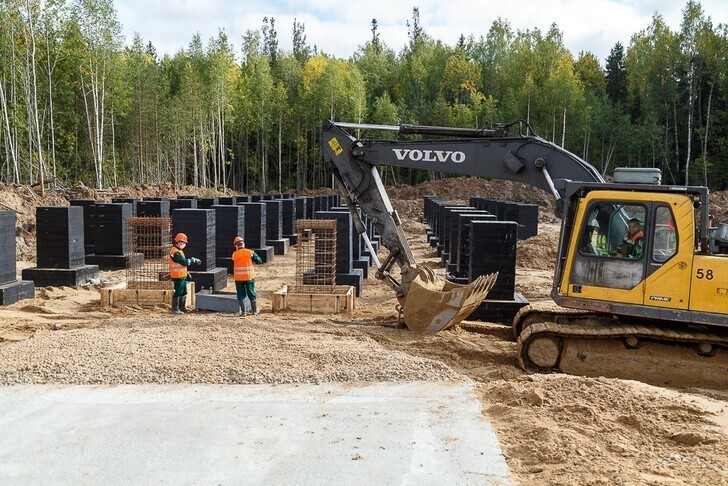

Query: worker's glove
[190,257,201,265]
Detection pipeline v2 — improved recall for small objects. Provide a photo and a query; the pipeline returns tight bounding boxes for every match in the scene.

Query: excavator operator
[618,218,644,259]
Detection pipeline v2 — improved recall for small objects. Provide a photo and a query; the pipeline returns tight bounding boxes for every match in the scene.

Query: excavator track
[516,317,728,388]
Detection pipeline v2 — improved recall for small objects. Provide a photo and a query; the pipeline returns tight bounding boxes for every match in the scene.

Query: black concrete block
[285,234,298,246]
[251,245,274,263]
[336,269,363,296]
[111,198,139,216]
[304,197,315,219]
[239,203,266,248]
[235,196,251,203]
[469,221,518,300]
[171,209,216,271]
[188,267,228,292]
[85,253,142,271]
[315,210,353,274]
[251,195,262,202]
[36,206,86,269]
[90,203,132,256]
[216,257,234,274]
[0,280,35,306]
[0,211,17,285]
[198,198,219,209]
[294,198,307,220]
[352,259,369,279]
[211,205,245,259]
[170,199,197,211]
[267,238,289,255]
[177,196,199,200]
[136,200,170,218]
[217,196,238,205]
[280,199,296,236]
[22,264,99,287]
[263,200,283,240]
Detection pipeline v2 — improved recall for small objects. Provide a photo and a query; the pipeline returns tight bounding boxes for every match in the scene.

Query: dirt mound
[479,375,728,484]
[711,190,728,224]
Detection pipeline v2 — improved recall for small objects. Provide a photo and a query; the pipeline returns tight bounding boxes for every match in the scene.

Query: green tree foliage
[1,1,728,192]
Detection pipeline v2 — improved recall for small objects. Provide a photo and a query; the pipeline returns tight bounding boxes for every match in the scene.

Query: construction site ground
[1,178,727,484]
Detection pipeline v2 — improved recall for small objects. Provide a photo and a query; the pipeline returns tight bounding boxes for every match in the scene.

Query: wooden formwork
[100,282,196,308]
[271,284,355,314]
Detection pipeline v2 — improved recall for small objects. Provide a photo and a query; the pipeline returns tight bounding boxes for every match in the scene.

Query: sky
[115,0,728,64]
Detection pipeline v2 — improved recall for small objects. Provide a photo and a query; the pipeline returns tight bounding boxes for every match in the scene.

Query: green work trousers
[172,277,188,298]
[235,280,256,302]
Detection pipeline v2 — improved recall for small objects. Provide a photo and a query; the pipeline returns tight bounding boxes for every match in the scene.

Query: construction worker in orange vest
[169,233,201,314]
[232,236,263,316]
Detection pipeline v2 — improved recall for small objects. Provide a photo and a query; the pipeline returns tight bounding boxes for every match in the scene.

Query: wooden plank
[99,282,196,308]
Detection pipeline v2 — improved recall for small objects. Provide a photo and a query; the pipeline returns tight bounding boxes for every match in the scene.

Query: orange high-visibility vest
[169,247,188,279]
[232,248,255,282]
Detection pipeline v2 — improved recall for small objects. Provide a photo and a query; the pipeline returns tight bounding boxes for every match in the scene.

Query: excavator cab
[555,182,726,323]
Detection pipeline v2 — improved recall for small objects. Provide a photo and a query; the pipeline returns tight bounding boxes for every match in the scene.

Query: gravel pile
[0,316,461,385]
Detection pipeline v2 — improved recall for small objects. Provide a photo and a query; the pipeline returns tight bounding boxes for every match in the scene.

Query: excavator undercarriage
[514,303,728,388]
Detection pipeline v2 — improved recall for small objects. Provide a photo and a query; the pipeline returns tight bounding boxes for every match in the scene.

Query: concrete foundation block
[22,265,99,287]
[335,269,363,296]
[188,268,228,293]
[251,246,274,264]
[267,238,290,255]
[0,280,35,306]
[195,290,251,313]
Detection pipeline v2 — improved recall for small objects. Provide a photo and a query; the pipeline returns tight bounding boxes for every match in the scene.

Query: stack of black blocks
[331,207,371,278]
[454,213,497,281]
[23,207,99,286]
[85,203,135,270]
[466,220,528,324]
[210,205,245,273]
[111,198,139,216]
[69,199,103,257]
[263,200,289,255]
[171,209,227,292]
[446,209,492,276]
[315,210,363,296]
[170,198,197,211]
[0,211,34,305]
[217,196,238,205]
[197,198,219,209]
[440,205,477,266]
[238,203,274,263]
[280,199,297,245]
[304,196,315,219]
[136,200,170,218]
[470,197,539,240]
[294,197,307,220]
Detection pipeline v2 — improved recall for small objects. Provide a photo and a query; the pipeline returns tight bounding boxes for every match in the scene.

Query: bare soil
[1,179,727,485]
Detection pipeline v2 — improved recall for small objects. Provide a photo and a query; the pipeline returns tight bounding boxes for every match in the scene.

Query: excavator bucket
[403,266,498,332]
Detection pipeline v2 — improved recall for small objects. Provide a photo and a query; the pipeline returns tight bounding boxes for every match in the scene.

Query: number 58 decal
[696,268,714,280]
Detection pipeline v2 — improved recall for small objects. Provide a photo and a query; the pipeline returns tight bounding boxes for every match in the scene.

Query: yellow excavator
[322,120,727,386]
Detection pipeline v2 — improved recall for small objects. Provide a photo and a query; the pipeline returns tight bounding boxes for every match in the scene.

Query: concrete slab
[0,382,509,484]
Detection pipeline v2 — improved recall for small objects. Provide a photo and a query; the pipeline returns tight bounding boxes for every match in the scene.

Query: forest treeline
[1,1,727,193]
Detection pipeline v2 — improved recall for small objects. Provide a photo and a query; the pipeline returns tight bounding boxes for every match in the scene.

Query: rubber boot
[238,300,247,317]
[251,300,260,316]
[180,294,187,313]
[171,297,183,314]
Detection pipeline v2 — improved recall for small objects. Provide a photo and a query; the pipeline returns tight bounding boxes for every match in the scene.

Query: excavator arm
[321,120,604,332]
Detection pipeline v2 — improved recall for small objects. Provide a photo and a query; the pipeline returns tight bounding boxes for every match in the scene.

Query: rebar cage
[126,217,173,290]
[295,219,337,293]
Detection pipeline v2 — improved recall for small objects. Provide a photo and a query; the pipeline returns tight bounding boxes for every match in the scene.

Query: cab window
[653,206,677,262]
[580,203,646,259]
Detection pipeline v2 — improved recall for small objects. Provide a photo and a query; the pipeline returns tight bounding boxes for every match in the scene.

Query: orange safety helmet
[233,236,244,247]
[174,233,188,243]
